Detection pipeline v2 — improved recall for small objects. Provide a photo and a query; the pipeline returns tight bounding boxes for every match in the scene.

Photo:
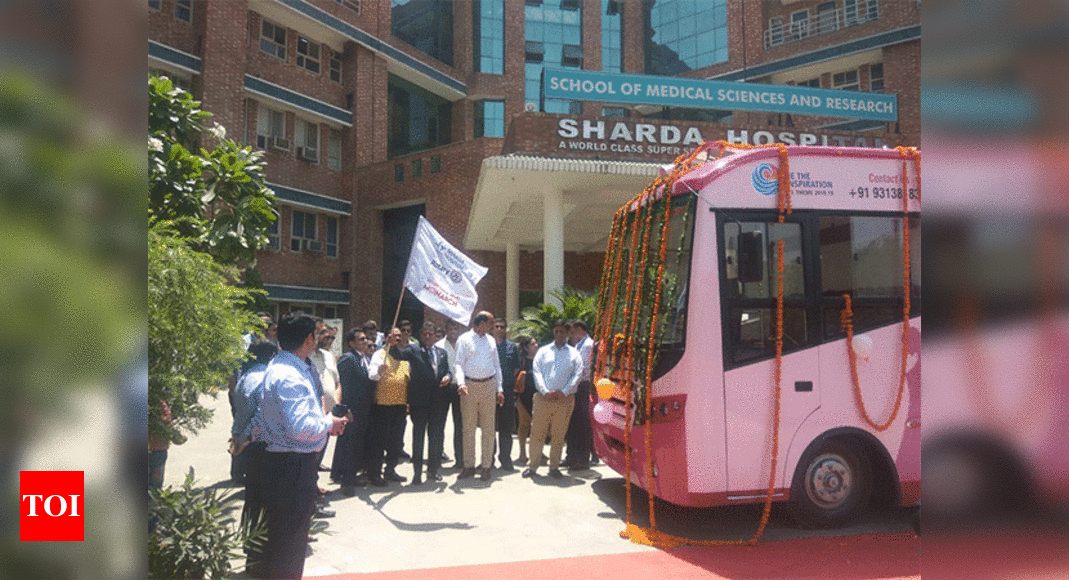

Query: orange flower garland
[840,147,919,432]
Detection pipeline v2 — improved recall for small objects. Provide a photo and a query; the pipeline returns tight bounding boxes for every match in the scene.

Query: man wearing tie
[331,329,376,495]
[390,321,452,484]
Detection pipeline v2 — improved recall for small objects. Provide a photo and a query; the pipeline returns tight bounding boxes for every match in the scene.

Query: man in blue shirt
[229,339,277,577]
[523,320,583,479]
[250,311,348,580]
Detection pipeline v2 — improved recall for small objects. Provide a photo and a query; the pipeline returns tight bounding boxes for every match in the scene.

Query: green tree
[148,75,276,267]
[148,225,261,443]
[509,287,598,344]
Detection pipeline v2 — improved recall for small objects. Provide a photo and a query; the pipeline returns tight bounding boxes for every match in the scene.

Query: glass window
[174,0,191,22]
[473,0,505,74]
[475,100,505,138]
[328,130,342,170]
[818,215,919,339]
[325,216,338,258]
[430,155,441,173]
[148,0,161,11]
[330,51,342,83]
[602,106,627,117]
[261,20,287,60]
[644,0,729,75]
[412,158,422,177]
[833,70,860,91]
[387,74,452,158]
[392,0,454,66]
[256,105,286,149]
[394,164,404,181]
[267,219,279,250]
[525,0,582,112]
[561,44,583,67]
[291,210,317,252]
[815,2,836,33]
[296,119,318,162]
[721,217,810,366]
[602,0,622,72]
[335,0,360,12]
[296,36,321,73]
[869,63,884,92]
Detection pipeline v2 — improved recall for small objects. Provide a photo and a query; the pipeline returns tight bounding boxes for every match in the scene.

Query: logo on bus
[751,163,779,196]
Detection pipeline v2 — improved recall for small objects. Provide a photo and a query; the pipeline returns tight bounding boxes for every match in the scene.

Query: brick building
[148,0,919,333]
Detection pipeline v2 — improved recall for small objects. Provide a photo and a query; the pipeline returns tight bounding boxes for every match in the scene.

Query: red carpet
[311,532,920,579]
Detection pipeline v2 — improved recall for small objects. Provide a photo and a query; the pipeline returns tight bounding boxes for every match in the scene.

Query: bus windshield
[599,191,696,389]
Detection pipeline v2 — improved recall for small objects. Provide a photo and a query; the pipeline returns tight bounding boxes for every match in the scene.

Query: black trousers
[446,385,463,466]
[369,404,407,477]
[330,419,369,486]
[241,442,268,576]
[495,389,516,467]
[564,381,593,465]
[409,399,448,476]
[261,450,318,580]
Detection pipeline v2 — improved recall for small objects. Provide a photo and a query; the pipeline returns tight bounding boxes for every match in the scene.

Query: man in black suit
[492,317,522,471]
[331,328,377,496]
[390,321,451,485]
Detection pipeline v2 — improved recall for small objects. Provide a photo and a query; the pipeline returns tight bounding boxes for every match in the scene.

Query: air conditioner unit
[302,239,323,254]
[297,146,319,162]
[270,136,291,151]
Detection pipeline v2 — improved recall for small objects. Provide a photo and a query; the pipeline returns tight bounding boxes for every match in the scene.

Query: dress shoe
[314,507,336,518]
[427,471,443,482]
[498,463,516,473]
[353,475,368,487]
[399,450,411,461]
[516,456,528,466]
[457,467,476,479]
[441,453,450,463]
[454,462,465,470]
[548,468,564,479]
[480,467,492,481]
[567,462,589,471]
[409,475,423,486]
[560,458,576,468]
[369,476,388,487]
[521,468,536,478]
[384,470,406,483]
[319,464,330,471]
[590,455,600,465]
[341,486,358,497]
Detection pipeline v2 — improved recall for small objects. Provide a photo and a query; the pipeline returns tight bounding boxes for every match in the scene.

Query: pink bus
[591,145,921,528]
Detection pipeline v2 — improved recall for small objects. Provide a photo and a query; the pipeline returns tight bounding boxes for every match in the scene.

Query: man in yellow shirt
[367,328,410,486]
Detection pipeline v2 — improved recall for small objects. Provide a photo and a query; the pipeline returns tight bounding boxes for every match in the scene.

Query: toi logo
[20,471,84,541]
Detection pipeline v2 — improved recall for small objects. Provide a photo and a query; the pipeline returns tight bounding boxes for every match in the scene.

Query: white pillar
[506,242,520,322]
[543,185,565,308]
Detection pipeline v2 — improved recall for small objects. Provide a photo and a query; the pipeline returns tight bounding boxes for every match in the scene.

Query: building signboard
[542,68,898,122]
[554,118,897,159]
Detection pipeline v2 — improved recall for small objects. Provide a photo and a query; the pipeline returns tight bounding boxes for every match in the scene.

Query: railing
[764,0,880,48]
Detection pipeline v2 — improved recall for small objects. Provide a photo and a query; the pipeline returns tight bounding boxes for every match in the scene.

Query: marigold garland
[839,147,920,432]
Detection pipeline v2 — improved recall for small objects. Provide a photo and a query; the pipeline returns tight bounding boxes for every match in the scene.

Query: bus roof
[665,145,921,214]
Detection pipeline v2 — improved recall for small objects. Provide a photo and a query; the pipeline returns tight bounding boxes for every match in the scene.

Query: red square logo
[20,471,84,541]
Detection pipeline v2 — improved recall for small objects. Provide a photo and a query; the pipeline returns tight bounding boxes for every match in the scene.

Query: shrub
[148,468,264,580]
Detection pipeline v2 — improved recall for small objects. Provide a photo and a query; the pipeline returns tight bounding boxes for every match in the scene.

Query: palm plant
[509,287,597,344]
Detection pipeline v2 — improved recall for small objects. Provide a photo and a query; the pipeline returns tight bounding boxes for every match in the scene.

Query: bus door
[719,213,822,496]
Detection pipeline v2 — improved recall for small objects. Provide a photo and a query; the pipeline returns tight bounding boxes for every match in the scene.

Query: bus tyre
[788,441,872,529]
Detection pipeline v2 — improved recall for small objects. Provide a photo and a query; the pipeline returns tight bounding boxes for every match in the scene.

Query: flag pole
[390,286,405,331]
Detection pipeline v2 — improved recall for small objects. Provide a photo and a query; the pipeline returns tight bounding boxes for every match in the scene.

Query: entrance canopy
[466,154,662,319]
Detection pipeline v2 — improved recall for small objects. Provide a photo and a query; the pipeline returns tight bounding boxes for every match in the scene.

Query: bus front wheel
[788,440,873,528]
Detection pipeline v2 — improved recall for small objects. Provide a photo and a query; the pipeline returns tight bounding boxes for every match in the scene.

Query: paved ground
[163,391,920,579]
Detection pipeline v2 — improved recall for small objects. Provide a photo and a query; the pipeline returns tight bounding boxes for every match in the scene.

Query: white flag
[403,216,488,325]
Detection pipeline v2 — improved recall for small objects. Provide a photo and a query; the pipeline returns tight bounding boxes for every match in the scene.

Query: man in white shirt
[435,319,466,468]
[563,319,596,470]
[524,319,583,479]
[309,325,342,472]
[454,311,504,481]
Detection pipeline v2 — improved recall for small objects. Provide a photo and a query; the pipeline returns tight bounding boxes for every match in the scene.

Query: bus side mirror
[738,232,764,283]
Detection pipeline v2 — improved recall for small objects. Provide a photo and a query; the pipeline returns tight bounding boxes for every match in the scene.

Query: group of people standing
[227,309,598,579]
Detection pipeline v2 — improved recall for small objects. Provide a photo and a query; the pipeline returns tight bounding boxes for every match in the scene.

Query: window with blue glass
[602,0,622,73]
[388,74,453,158]
[644,0,728,76]
[474,100,505,138]
[473,0,505,74]
[525,0,582,114]
[392,0,454,66]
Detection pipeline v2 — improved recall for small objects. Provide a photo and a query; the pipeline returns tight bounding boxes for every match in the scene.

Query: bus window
[819,215,920,339]
[722,218,809,366]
